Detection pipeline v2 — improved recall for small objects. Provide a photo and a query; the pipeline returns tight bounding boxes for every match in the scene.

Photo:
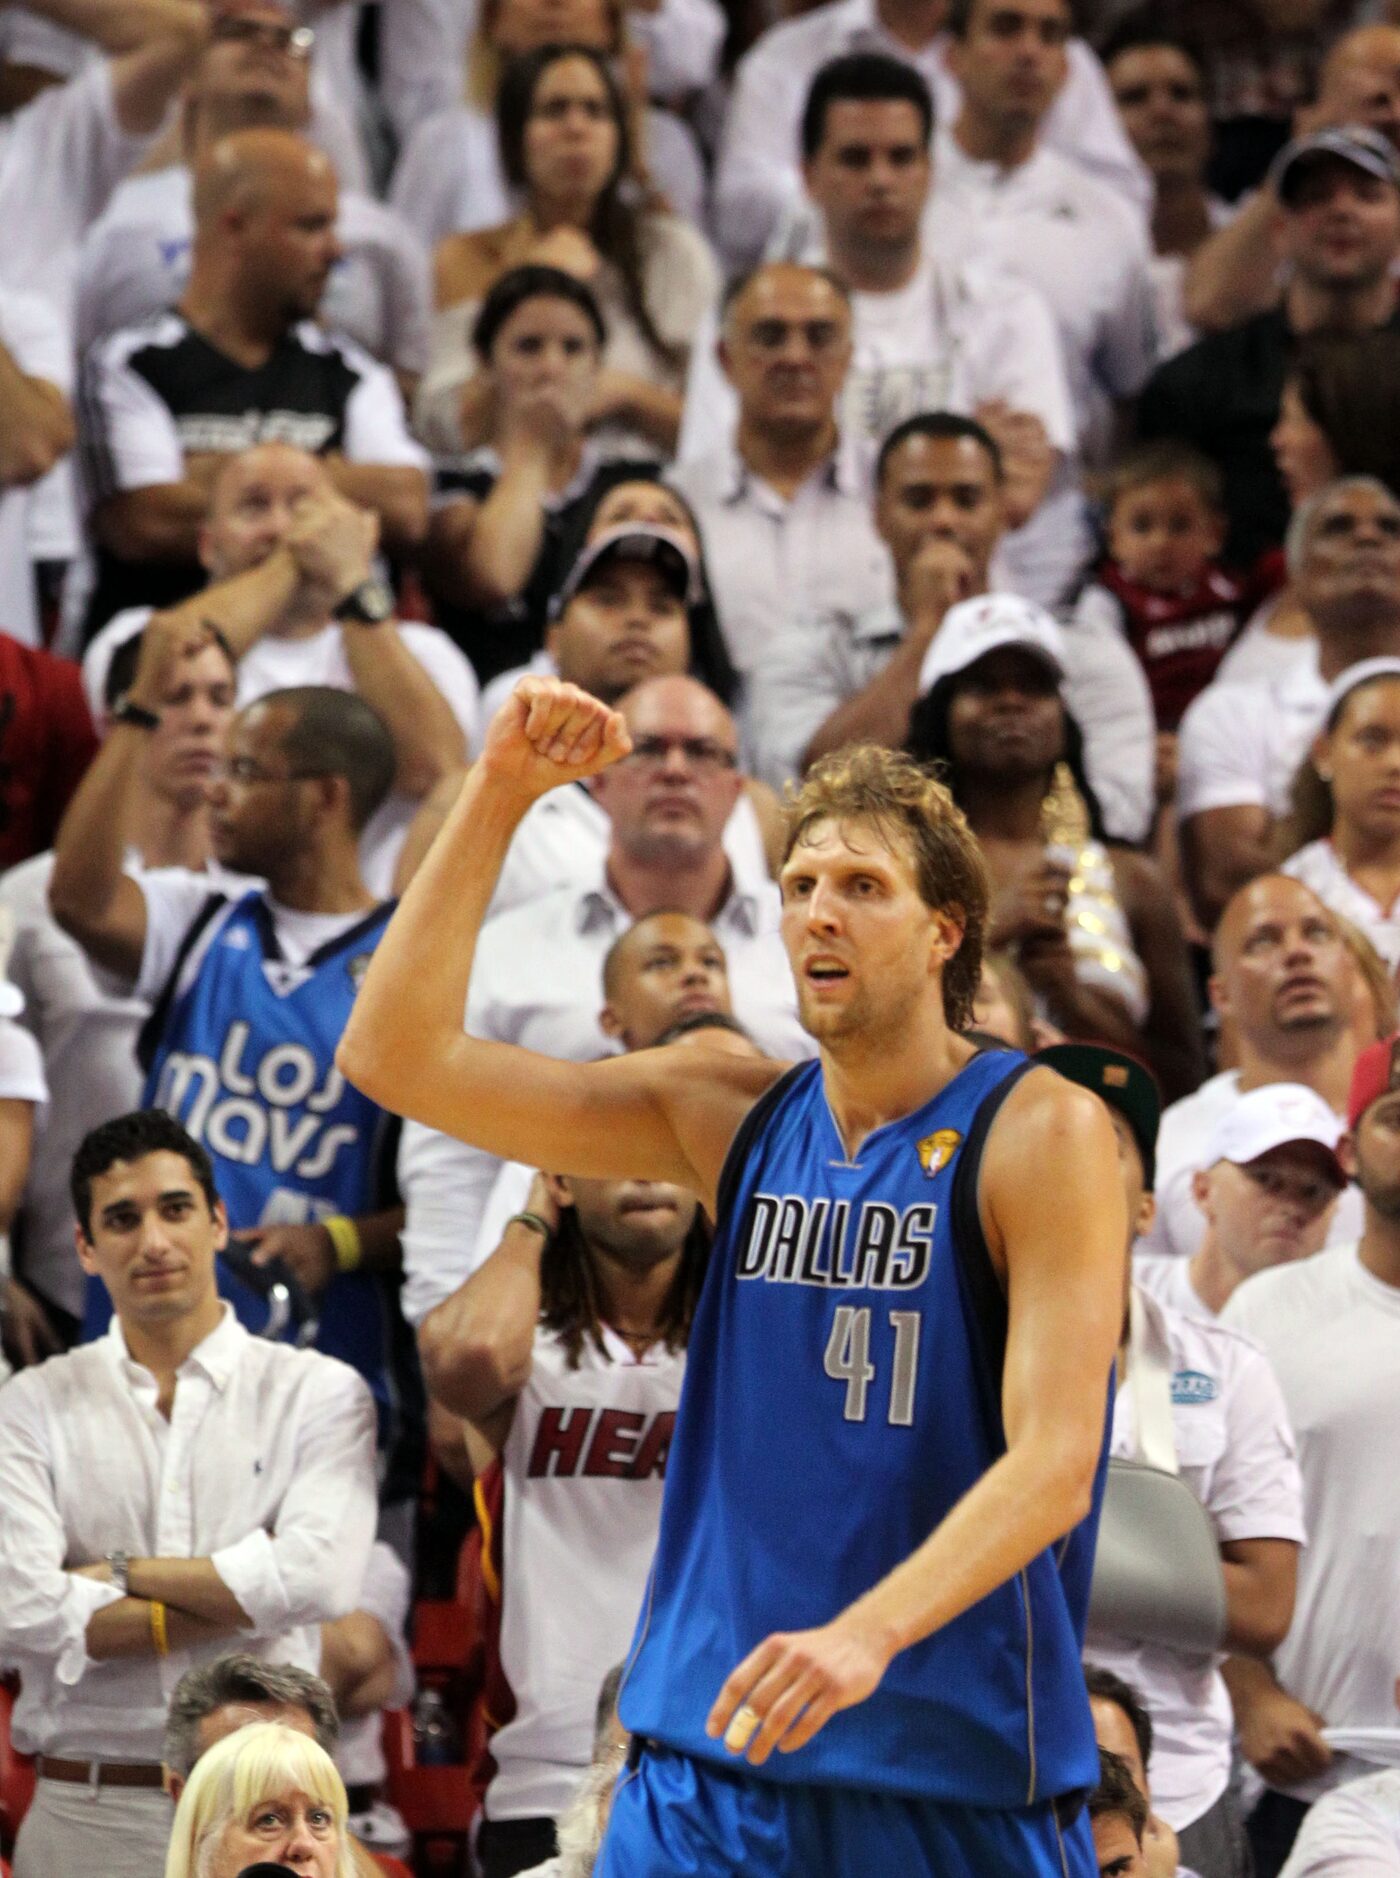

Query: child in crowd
[1076,442,1254,811]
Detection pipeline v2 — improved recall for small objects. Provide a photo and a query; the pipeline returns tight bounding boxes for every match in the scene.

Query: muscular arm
[708,1073,1125,1763]
[1181,805,1276,930]
[0,347,71,489]
[1221,1536,1298,1656]
[340,622,466,799]
[338,680,781,1200]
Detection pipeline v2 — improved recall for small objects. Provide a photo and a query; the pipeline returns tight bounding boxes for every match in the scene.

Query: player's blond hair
[784,745,990,1031]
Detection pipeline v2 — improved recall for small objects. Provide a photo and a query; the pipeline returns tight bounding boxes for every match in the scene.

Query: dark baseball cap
[1270,126,1400,205]
[1038,1042,1161,1188]
[553,523,697,619]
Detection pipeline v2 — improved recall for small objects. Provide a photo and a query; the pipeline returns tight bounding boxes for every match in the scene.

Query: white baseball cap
[917,593,1067,697]
[1322,656,1400,726]
[1202,1083,1346,1184]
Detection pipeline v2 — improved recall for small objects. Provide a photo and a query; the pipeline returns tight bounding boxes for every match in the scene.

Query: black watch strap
[112,695,160,730]
[334,577,395,626]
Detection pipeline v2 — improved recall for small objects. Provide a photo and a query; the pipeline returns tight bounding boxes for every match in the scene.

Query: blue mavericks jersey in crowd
[619,1048,1111,1807]
[84,891,419,1480]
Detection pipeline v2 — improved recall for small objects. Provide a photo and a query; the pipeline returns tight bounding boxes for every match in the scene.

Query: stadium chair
[382,1705,474,1875]
[0,1676,34,1858]
[372,1857,414,1878]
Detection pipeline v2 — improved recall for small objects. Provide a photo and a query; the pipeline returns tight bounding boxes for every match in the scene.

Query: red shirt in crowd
[1093,560,1255,733]
[0,632,98,871]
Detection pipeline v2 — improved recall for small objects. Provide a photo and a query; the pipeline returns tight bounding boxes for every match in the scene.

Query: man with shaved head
[79,440,478,894]
[671,262,891,692]
[76,0,430,382]
[397,672,809,1336]
[79,124,429,636]
[1138,874,1363,1262]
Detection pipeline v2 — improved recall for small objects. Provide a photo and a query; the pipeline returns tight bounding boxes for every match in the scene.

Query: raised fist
[479,676,633,800]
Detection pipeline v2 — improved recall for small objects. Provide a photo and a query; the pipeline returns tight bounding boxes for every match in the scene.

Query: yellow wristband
[324,1215,362,1274]
[149,1599,169,1658]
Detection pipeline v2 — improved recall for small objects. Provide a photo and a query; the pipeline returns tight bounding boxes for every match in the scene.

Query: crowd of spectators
[0,0,1397,1873]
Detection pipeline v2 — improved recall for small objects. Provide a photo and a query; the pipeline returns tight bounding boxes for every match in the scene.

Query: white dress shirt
[1224,1247,1400,1804]
[1086,1287,1305,1832]
[712,0,1149,269]
[1137,1068,1364,1262]
[0,1304,377,1759]
[1177,641,1328,823]
[745,585,1156,839]
[82,607,480,899]
[398,872,812,1326]
[668,446,895,690]
[75,165,433,379]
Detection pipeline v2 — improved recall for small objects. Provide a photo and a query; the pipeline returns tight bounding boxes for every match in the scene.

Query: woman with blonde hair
[165,1721,354,1878]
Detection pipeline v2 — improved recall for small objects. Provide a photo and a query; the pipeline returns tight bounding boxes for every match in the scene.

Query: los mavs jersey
[618,1048,1110,1807]
[87,890,418,1479]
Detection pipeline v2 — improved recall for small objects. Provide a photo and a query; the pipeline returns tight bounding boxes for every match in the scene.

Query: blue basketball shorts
[593,1742,1095,1877]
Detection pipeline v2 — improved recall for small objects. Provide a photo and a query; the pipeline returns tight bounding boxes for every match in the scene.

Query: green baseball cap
[1037,1042,1161,1188]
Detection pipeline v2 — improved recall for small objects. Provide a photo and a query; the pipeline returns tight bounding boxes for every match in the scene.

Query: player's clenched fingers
[744,1666,825,1767]
[704,1637,783,1745]
[775,1689,841,1757]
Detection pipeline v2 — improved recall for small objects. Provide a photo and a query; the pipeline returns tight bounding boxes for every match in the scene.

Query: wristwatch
[334,577,395,626]
[111,694,160,731]
[106,1549,131,1595]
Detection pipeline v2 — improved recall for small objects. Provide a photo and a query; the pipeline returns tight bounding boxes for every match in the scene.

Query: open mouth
[804,959,850,986]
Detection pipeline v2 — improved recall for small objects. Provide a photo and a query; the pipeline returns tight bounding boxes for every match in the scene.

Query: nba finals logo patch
[917,1129,962,1177]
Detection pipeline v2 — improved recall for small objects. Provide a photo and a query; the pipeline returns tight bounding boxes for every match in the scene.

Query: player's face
[779,816,953,1046]
[951,0,1071,132]
[1108,44,1209,185]
[143,640,238,813]
[201,445,328,577]
[720,267,852,431]
[75,1151,226,1328]
[803,100,930,254]
[1105,477,1224,597]
[1199,1147,1340,1279]
[1349,1090,1400,1217]
[548,564,691,703]
[561,1176,698,1270]
[1213,881,1349,1044]
[602,912,732,1048]
[1092,1814,1144,1878]
[875,433,1005,583]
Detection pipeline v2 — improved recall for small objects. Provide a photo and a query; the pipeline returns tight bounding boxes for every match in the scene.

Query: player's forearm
[338,759,532,1113]
[838,1432,1099,1662]
[341,624,467,798]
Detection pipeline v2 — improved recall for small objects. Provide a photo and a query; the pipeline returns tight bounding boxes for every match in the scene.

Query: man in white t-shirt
[1136,1085,1347,1323]
[1141,876,1364,1262]
[713,0,1147,270]
[1048,1042,1304,1878]
[1221,1035,1400,1877]
[1177,477,1400,928]
[1,617,242,1356]
[679,51,1076,602]
[75,0,431,383]
[82,442,477,895]
[1280,1769,1400,1876]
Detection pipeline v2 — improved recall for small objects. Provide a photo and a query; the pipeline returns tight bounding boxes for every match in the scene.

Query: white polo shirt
[1136,1069,1363,1262]
[76,165,433,378]
[1224,1246,1400,1804]
[1177,642,1328,823]
[712,0,1149,268]
[82,606,481,898]
[1085,1287,1305,1832]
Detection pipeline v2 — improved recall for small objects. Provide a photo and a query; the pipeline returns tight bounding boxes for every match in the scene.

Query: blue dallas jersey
[619,1048,1111,1808]
[85,891,418,1478]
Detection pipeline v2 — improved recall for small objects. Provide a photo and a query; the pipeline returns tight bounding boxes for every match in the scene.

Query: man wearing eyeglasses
[49,626,424,1525]
[75,0,432,392]
[670,262,893,703]
[395,654,809,1372]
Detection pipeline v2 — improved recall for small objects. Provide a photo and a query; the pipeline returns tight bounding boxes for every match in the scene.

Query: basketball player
[340,677,1126,1875]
